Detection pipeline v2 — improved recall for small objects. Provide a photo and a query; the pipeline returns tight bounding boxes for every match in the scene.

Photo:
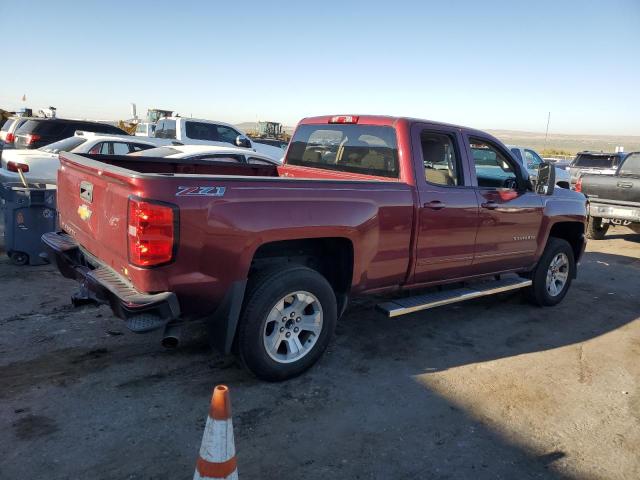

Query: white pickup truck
[153,117,285,162]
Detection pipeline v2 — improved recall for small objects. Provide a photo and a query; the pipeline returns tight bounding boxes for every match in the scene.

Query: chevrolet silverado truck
[43,115,587,381]
[577,151,640,239]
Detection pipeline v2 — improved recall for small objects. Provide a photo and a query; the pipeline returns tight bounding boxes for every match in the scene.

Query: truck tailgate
[57,153,134,273]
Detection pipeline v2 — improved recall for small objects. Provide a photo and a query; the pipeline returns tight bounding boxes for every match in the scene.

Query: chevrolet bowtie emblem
[78,204,92,221]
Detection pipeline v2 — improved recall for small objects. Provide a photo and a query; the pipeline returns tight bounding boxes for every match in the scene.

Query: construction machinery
[247,121,290,141]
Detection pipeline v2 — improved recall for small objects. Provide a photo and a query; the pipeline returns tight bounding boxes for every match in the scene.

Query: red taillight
[575,177,582,193]
[329,115,359,124]
[5,132,15,143]
[7,161,29,173]
[25,133,41,145]
[127,198,176,267]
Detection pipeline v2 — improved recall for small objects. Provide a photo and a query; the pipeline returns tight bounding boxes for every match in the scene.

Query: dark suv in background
[13,118,128,149]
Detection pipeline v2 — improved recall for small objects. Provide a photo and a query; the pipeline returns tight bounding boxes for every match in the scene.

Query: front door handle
[481,201,499,210]
[617,182,633,189]
[424,200,446,210]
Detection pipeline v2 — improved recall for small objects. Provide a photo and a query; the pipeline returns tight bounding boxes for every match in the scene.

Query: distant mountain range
[234,122,639,154]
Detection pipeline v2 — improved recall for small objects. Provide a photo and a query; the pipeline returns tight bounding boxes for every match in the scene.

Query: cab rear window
[287,124,399,178]
[573,154,618,168]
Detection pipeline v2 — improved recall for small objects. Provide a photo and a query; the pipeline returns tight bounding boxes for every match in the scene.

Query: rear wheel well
[249,238,354,313]
[548,222,584,268]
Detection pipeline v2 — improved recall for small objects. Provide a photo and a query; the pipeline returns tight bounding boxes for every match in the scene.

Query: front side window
[217,126,240,144]
[287,124,399,178]
[524,149,543,170]
[619,153,640,176]
[470,138,518,189]
[421,131,461,186]
[129,143,153,152]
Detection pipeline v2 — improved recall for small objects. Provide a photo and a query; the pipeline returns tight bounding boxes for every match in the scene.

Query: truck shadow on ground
[227,249,639,479]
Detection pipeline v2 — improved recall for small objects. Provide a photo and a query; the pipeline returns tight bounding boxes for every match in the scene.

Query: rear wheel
[586,216,609,240]
[10,251,29,266]
[237,265,337,381]
[526,237,574,306]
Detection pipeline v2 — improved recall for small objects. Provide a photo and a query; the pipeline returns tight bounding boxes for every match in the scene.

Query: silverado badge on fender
[176,186,226,197]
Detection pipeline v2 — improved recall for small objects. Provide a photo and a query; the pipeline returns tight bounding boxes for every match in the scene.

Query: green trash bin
[1,182,57,266]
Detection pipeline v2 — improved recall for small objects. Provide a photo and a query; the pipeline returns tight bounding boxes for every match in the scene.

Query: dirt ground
[0,227,638,480]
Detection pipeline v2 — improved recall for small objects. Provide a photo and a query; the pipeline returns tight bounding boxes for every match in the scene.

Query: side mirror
[235,135,251,148]
[536,161,556,195]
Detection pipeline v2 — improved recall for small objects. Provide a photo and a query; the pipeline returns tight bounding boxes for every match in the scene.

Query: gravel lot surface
[0,226,638,479]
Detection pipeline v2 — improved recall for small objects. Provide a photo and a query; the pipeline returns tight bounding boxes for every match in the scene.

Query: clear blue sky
[1,0,638,135]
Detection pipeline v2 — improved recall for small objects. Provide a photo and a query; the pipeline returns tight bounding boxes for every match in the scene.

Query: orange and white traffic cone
[194,385,238,480]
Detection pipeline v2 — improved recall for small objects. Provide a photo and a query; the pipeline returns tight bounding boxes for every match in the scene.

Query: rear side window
[77,122,124,135]
[573,154,618,168]
[18,120,67,135]
[287,124,399,178]
[1,119,14,132]
[421,131,461,186]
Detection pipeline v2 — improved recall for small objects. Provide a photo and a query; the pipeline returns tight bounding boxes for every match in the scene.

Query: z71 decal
[176,186,226,197]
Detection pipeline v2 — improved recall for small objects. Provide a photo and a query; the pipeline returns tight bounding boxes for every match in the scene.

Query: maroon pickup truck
[43,115,587,380]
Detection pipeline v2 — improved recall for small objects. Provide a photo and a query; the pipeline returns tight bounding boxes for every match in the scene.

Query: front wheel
[586,216,609,240]
[526,237,575,306]
[237,265,337,381]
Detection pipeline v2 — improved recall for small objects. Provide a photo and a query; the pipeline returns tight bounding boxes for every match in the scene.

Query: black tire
[586,216,609,240]
[237,265,337,381]
[10,251,29,266]
[525,237,575,306]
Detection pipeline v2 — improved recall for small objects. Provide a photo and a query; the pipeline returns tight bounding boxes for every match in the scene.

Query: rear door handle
[481,201,498,210]
[617,182,633,189]
[424,200,446,210]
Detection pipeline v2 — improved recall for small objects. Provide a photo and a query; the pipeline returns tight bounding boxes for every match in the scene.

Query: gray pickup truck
[578,152,640,239]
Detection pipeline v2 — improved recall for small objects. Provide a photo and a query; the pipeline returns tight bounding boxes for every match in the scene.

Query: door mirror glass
[536,161,556,195]
[235,135,251,148]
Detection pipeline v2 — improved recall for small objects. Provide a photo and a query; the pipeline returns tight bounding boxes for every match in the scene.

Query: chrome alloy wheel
[546,252,569,297]
[262,291,323,364]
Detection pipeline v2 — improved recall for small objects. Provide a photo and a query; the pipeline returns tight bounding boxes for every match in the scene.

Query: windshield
[39,137,87,153]
[573,154,618,169]
[128,147,181,157]
[287,124,399,178]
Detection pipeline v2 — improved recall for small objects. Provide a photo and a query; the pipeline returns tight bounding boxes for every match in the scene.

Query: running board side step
[376,277,532,318]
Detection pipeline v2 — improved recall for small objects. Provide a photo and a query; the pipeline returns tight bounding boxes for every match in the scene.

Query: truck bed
[56,152,415,315]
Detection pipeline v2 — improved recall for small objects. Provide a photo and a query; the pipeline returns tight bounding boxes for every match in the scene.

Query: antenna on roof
[544,111,550,148]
